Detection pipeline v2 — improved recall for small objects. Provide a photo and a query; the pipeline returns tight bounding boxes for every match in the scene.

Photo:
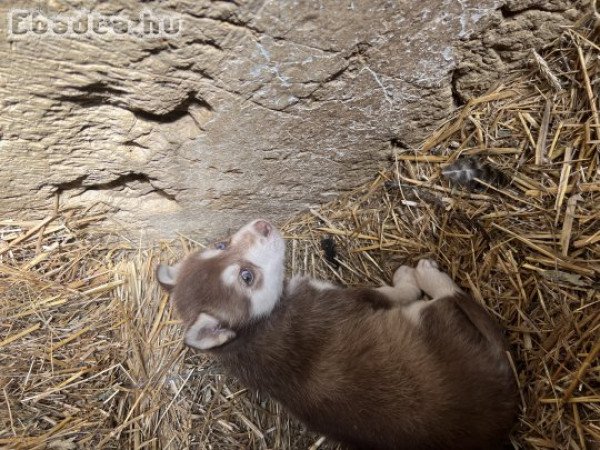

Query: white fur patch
[230,220,256,245]
[221,264,240,286]
[309,278,336,291]
[286,275,336,295]
[376,284,422,305]
[185,313,236,350]
[156,262,181,288]
[402,300,435,324]
[244,230,285,318]
[199,249,222,260]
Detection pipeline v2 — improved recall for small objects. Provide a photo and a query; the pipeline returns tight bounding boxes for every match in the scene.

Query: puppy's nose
[254,220,272,237]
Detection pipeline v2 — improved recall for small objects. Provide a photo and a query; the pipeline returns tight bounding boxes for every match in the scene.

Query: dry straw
[1,13,599,450]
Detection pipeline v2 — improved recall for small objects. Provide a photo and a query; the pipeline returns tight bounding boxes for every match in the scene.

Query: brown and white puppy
[157,219,517,450]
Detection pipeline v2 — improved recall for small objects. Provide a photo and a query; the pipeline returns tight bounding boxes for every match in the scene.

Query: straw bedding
[1,13,599,450]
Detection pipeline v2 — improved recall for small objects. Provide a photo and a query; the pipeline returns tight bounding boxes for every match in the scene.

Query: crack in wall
[390,138,410,150]
[129,92,212,124]
[499,2,569,18]
[56,84,213,124]
[450,68,466,107]
[48,172,178,202]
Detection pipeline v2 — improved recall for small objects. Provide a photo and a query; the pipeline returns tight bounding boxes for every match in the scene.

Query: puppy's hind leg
[415,259,461,299]
[377,265,422,305]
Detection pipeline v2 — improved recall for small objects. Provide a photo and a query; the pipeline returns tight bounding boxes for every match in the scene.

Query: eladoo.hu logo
[8,9,182,39]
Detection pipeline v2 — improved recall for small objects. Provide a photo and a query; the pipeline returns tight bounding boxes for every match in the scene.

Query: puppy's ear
[184,313,236,350]
[156,263,181,292]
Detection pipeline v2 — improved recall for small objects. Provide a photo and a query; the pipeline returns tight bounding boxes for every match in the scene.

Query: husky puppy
[157,219,517,450]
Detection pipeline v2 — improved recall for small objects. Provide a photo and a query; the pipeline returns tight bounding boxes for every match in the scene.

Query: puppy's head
[157,219,286,350]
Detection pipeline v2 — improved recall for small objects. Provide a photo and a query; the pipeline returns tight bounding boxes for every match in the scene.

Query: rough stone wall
[454,0,584,100]
[0,0,583,239]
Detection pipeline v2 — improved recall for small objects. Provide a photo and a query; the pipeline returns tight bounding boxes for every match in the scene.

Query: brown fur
[167,272,517,449]
[159,222,517,450]
[169,251,268,329]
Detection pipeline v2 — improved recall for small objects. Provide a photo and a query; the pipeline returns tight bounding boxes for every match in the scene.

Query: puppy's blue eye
[240,269,254,285]
[215,241,227,250]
